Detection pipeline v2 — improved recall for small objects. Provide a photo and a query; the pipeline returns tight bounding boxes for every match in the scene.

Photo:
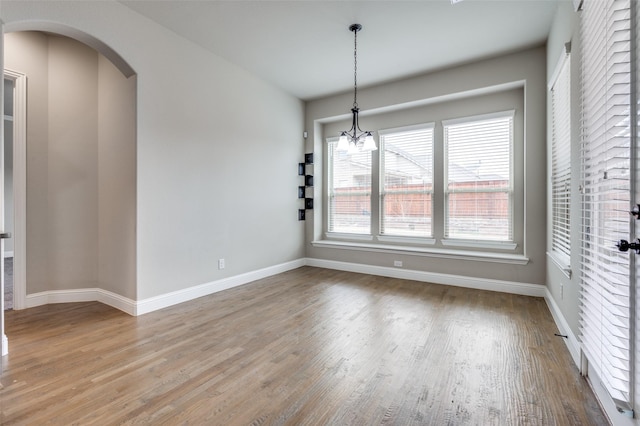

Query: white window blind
[327,139,372,234]
[379,124,434,237]
[551,54,572,261]
[579,0,632,408]
[443,111,514,241]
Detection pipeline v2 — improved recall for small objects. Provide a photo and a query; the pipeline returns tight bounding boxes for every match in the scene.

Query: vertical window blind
[327,139,372,234]
[379,125,434,238]
[551,53,572,261]
[443,111,514,241]
[579,0,633,408]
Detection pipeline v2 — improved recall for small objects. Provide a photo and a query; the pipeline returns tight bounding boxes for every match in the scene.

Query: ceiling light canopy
[337,24,377,154]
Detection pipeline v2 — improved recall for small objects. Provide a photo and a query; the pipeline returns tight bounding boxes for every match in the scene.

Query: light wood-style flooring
[0,267,607,425]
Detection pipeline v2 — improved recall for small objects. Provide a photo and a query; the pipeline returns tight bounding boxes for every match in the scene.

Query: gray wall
[2,0,305,301]
[305,47,547,285]
[4,31,49,293]
[545,1,580,335]
[97,54,137,299]
[4,32,137,298]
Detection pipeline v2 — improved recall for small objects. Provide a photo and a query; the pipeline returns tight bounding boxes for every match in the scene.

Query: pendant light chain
[353,27,358,109]
[337,23,377,153]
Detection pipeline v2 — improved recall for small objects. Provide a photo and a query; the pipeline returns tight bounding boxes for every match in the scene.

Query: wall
[2,0,305,301]
[4,31,49,293]
[47,34,99,290]
[305,47,547,286]
[97,54,137,299]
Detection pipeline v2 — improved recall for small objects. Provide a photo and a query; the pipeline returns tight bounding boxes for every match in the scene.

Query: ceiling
[119,0,561,101]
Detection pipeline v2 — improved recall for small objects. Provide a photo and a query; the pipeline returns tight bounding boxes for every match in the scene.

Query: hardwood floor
[0,267,607,425]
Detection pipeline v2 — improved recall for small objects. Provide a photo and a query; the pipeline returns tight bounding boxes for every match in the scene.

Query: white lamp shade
[362,133,377,151]
[336,134,350,151]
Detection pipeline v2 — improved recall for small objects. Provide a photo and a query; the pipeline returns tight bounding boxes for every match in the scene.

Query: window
[443,111,514,242]
[327,139,372,234]
[379,124,434,238]
[550,53,572,261]
[326,104,521,254]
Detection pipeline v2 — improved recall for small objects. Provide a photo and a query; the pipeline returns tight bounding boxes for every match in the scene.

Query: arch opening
[3,27,137,315]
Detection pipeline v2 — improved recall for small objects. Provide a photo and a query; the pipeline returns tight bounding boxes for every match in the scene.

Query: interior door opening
[3,77,13,312]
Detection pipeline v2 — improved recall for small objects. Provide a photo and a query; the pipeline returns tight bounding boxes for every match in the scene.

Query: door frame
[1,69,25,356]
[4,68,26,314]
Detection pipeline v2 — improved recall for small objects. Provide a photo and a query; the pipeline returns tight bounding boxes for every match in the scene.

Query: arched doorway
[1,25,137,356]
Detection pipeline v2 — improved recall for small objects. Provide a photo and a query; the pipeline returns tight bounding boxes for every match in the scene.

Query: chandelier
[337,24,377,153]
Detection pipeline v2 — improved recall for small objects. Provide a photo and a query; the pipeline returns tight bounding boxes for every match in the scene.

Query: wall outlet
[218,258,225,270]
[394,260,403,267]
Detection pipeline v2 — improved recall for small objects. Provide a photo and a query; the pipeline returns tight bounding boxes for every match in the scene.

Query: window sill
[311,239,529,265]
[442,238,518,251]
[325,232,374,242]
[547,251,572,279]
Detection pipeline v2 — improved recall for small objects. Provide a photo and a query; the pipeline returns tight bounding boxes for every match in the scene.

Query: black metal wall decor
[298,152,314,220]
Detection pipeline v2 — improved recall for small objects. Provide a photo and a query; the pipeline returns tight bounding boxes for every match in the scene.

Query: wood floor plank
[0,267,607,425]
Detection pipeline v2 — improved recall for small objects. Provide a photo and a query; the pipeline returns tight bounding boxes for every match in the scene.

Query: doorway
[2,69,25,315]
[3,77,13,311]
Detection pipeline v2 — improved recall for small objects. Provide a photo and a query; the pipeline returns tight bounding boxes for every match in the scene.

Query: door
[579,0,637,419]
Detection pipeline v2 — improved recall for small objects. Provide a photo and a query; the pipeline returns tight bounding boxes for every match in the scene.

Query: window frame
[378,123,435,241]
[326,137,373,237]
[321,96,525,262]
[442,110,516,244]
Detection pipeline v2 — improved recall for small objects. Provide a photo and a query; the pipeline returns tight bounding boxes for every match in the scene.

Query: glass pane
[447,191,511,240]
[328,142,371,234]
[381,126,433,237]
[381,191,432,236]
[445,114,513,241]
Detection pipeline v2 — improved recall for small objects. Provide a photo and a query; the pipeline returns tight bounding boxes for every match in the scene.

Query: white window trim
[376,235,436,246]
[378,122,436,137]
[441,109,515,128]
[442,238,518,251]
[324,232,374,242]
[546,251,571,279]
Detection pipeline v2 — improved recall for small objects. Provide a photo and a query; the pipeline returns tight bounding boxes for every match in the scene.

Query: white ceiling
[119,0,561,101]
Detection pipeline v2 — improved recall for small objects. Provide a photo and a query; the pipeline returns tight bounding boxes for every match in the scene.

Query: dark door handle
[0,232,11,239]
[616,239,640,254]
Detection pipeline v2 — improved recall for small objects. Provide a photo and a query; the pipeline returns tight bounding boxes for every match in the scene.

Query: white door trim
[4,68,26,313]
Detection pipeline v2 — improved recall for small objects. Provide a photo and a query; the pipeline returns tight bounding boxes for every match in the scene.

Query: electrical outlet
[218,259,225,270]
[394,260,403,267]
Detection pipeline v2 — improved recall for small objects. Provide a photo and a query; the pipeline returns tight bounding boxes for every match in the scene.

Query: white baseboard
[26,288,137,315]
[543,288,580,368]
[304,258,546,297]
[22,259,306,316]
[134,259,305,315]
